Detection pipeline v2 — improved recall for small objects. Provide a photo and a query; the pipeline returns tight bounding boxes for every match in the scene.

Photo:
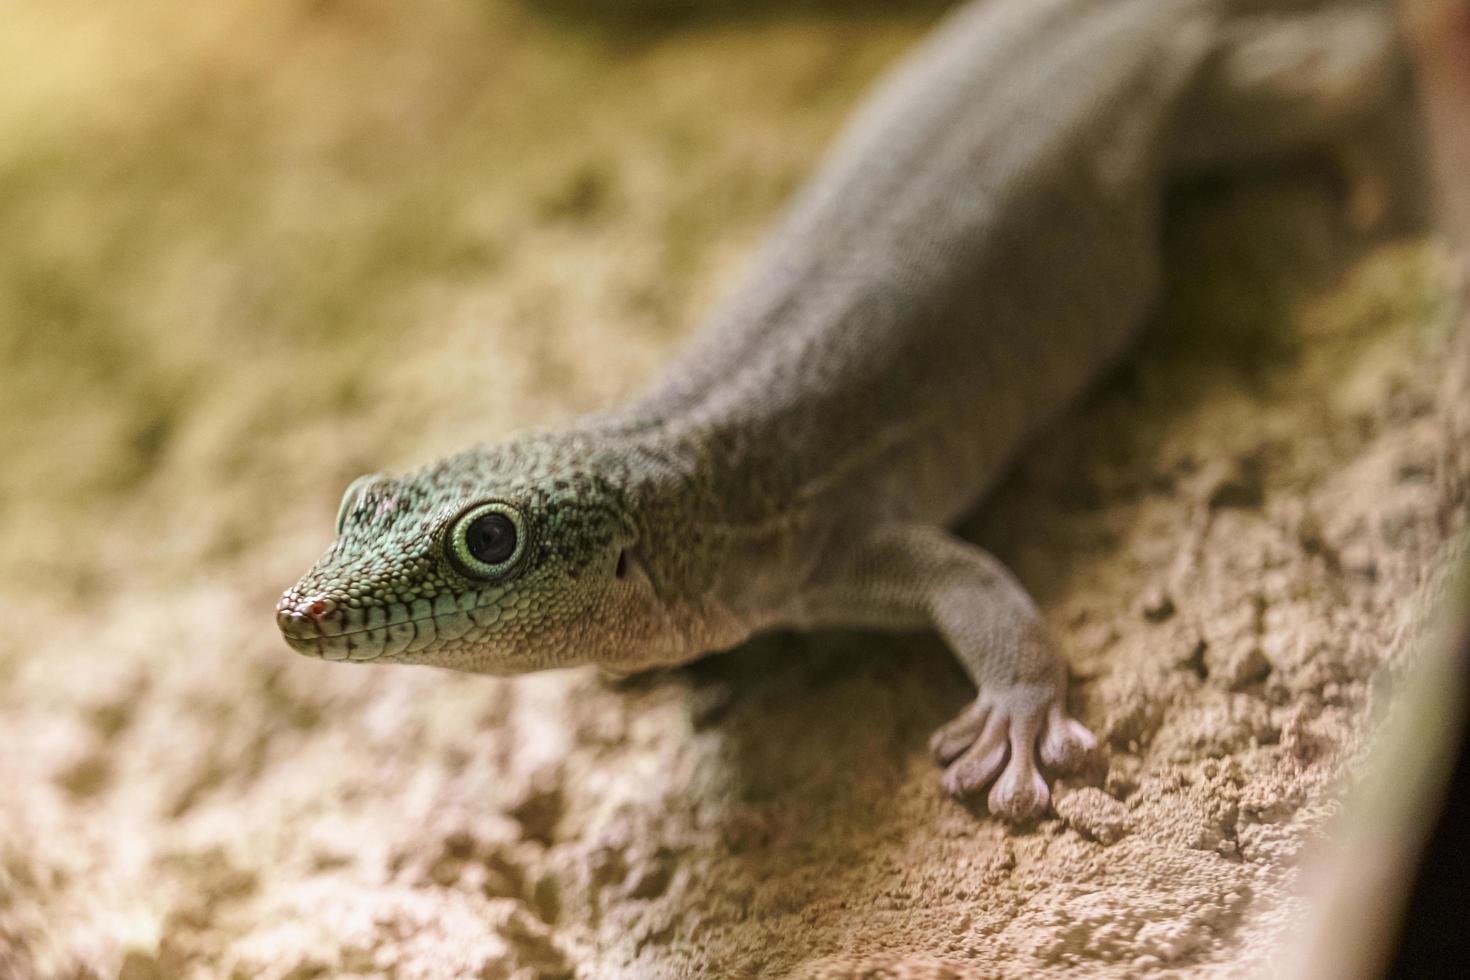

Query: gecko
[277,0,1402,821]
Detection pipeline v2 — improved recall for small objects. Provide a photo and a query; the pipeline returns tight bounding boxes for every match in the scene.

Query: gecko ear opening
[613,545,657,596]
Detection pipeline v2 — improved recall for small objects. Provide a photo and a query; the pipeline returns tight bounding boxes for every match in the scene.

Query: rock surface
[0,2,1464,978]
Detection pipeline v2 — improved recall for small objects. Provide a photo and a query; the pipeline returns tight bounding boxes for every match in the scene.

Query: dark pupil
[466,513,516,565]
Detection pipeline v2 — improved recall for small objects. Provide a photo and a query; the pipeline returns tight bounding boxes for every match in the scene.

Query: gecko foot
[928,690,1096,822]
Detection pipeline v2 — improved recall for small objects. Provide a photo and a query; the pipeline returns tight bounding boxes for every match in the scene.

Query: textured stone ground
[1,2,1464,978]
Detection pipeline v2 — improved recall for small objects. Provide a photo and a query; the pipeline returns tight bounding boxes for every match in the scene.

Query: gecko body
[279,0,1399,820]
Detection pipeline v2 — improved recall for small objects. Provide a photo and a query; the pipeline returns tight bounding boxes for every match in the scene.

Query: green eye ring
[447,502,528,579]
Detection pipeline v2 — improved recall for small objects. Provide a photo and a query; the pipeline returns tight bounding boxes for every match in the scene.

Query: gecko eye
[447,503,526,578]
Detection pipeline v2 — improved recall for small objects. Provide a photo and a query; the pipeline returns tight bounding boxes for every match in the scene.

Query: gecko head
[276,435,677,674]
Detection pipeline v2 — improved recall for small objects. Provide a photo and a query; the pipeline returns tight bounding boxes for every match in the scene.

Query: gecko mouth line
[276,610,469,642]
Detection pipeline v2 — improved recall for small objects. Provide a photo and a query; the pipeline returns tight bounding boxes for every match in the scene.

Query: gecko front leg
[797,524,1095,821]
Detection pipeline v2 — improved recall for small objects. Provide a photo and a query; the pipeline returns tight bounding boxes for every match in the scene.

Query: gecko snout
[275,593,339,641]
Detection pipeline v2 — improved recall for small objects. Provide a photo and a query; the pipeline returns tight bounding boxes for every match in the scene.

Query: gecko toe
[988,754,1050,823]
[939,710,1008,795]
[942,739,1008,798]
[1039,703,1097,772]
[928,701,991,765]
[983,710,1049,822]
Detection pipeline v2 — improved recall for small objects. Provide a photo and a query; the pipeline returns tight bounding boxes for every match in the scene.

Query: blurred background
[0,0,928,604]
[1,1,1465,978]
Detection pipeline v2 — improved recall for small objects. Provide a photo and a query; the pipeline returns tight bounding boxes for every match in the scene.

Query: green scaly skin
[279,0,1401,821]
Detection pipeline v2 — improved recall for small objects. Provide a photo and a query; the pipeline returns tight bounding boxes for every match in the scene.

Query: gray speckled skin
[279,0,1398,821]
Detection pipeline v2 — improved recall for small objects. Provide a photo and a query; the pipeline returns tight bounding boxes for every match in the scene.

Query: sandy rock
[1055,788,1131,845]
